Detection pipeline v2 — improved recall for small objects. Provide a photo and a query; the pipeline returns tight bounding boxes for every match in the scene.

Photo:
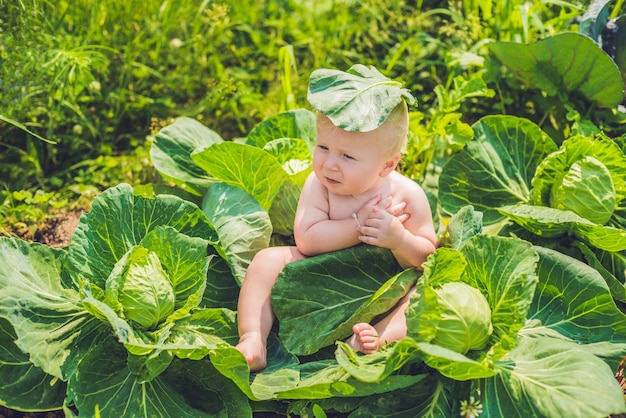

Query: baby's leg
[236,246,304,372]
[347,287,416,353]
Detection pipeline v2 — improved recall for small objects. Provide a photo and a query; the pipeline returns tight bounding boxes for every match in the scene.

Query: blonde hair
[315,100,409,157]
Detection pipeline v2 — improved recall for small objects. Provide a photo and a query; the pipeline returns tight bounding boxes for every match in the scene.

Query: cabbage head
[117,246,175,330]
[550,155,616,225]
[432,281,493,354]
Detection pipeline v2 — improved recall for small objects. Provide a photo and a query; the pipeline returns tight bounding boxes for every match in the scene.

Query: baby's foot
[235,333,267,372]
[346,323,386,354]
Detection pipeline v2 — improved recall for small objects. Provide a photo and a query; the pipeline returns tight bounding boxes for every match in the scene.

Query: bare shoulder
[296,172,329,216]
[389,171,429,203]
[390,172,435,239]
[302,172,328,196]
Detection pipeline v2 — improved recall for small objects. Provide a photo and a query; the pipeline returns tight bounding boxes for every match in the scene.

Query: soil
[0,410,62,418]
[2,210,626,417]
[32,209,83,248]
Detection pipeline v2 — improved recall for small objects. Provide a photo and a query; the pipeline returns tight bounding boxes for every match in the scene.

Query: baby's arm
[358,182,436,269]
[294,174,364,255]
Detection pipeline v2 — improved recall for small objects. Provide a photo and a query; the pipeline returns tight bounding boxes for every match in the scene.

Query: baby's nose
[324,155,340,170]
[326,155,341,170]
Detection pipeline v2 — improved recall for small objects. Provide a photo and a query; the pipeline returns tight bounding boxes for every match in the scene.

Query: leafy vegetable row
[1,107,625,417]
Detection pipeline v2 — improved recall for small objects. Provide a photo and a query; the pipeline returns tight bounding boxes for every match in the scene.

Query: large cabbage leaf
[499,204,626,251]
[285,374,453,418]
[0,314,67,411]
[201,255,240,310]
[524,246,626,356]
[272,245,411,355]
[192,142,289,212]
[269,359,422,400]
[489,32,624,107]
[191,139,309,237]
[575,241,626,303]
[439,115,557,224]
[202,182,272,285]
[480,336,625,418]
[246,108,316,150]
[150,116,222,194]
[437,204,483,250]
[269,179,302,236]
[0,238,105,381]
[67,335,250,417]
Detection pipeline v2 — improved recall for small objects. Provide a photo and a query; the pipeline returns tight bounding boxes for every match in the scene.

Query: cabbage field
[2,1,626,417]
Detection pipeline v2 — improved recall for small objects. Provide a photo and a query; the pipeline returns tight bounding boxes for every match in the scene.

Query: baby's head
[316,100,409,158]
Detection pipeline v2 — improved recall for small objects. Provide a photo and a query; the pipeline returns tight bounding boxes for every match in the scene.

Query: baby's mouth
[325,177,340,185]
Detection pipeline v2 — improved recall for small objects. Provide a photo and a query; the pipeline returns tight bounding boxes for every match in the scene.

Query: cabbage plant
[439,114,626,304]
[331,207,626,418]
[3,94,626,416]
[144,106,626,417]
[0,184,252,416]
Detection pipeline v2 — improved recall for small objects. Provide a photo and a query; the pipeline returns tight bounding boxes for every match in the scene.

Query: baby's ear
[380,153,401,176]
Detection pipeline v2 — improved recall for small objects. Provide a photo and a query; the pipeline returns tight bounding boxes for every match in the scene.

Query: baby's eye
[317,145,329,151]
[343,153,355,160]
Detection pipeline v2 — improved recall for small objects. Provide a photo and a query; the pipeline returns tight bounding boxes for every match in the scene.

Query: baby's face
[313,119,397,196]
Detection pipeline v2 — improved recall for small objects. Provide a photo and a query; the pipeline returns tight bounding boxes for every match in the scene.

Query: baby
[236,67,437,372]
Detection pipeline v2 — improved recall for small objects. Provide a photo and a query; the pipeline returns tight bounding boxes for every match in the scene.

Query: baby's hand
[357,197,408,249]
[380,197,409,223]
[354,196,408,227]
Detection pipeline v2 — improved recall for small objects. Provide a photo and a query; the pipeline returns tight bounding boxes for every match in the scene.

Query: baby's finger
[358,225,379,238]
[367,195,382,207]
[366,208,386,221]
[376,196,393,209]
[387,201,407,215]
[397,213,410,223]
[358,234,376,245]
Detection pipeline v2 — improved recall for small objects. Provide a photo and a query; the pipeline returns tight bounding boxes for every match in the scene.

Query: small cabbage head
[119,247,175,330]
[432,281,493,354]
[550,155,616,225]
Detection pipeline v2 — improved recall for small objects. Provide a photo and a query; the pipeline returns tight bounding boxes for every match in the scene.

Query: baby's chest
[326,192,403,220]
[326,195,363,220]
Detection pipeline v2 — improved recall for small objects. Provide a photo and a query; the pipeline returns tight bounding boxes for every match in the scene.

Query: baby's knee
[254,246,302,265]
[247,246,302,283]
